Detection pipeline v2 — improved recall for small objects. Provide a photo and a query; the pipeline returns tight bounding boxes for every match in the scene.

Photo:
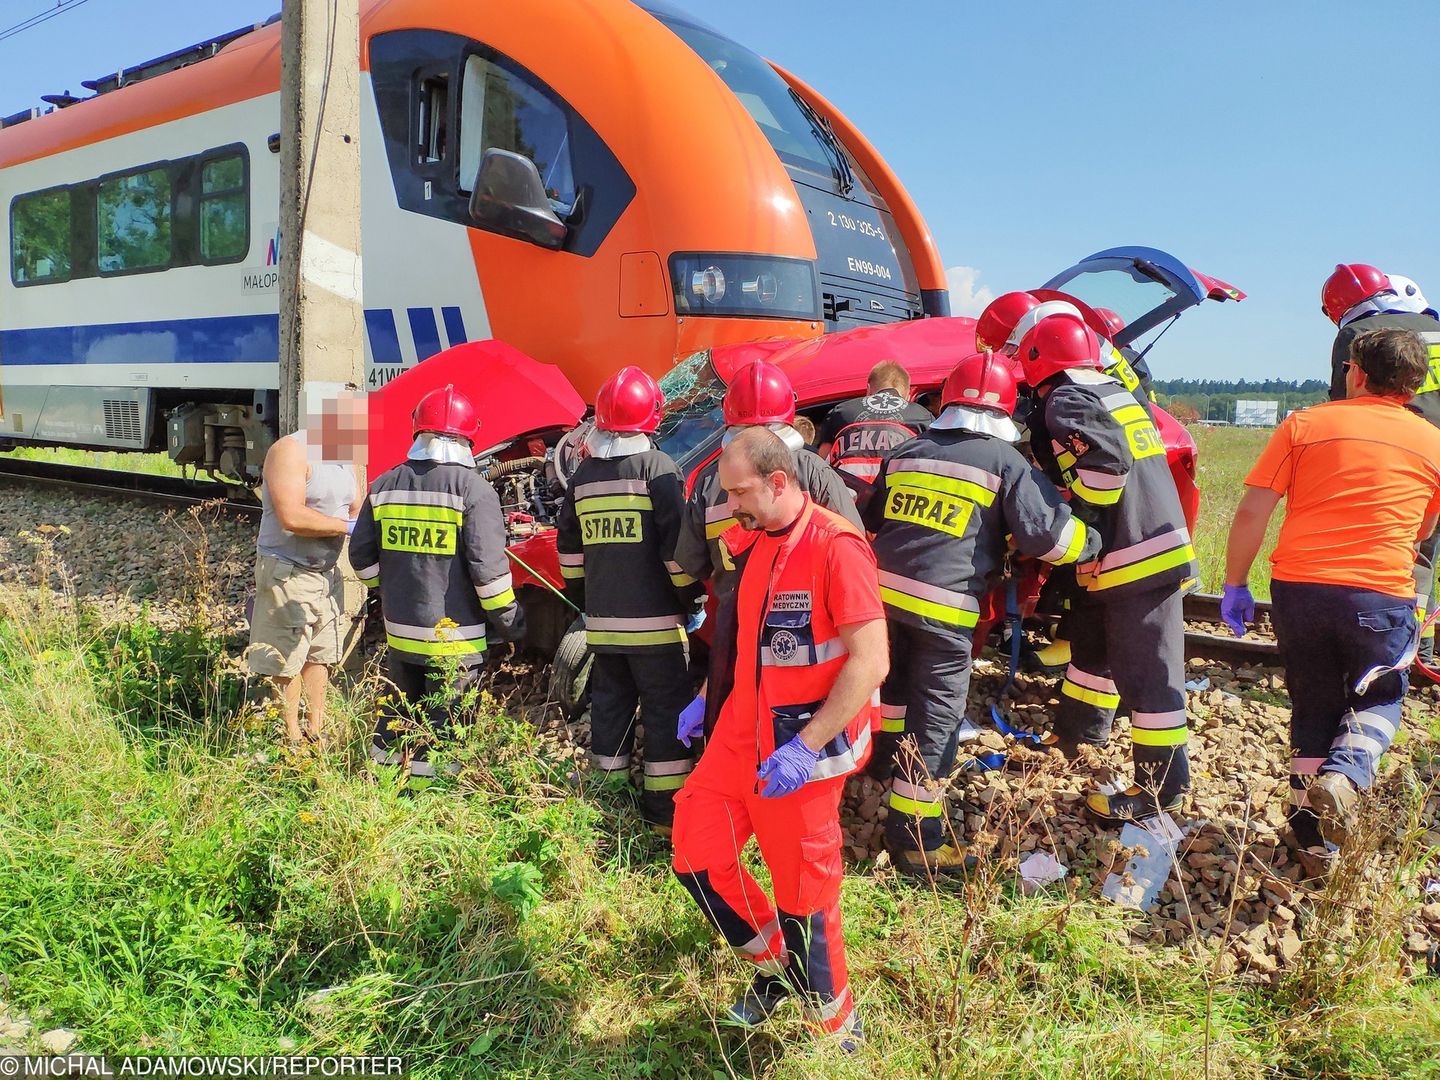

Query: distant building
[1234,399,1279,427]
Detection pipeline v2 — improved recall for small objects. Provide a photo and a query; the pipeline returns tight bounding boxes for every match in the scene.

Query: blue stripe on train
[0,314,280,365]
[0,307,469,366]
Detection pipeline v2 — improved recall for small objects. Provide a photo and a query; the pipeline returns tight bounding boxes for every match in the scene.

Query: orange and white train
[0,0,947,476]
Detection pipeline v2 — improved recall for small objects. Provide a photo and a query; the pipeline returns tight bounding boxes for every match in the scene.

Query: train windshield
[655,350,726,472]
[643,6,841,183]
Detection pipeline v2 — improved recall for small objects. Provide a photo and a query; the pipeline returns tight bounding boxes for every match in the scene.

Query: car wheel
[548,616,592,722]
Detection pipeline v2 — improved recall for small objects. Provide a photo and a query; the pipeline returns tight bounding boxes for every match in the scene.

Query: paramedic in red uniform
[671,427,887,1050]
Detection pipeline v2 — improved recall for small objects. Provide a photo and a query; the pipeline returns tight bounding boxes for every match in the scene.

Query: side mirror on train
[468,148,567,251]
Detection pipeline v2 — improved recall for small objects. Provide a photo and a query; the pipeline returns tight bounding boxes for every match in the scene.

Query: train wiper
[789,88,854,196]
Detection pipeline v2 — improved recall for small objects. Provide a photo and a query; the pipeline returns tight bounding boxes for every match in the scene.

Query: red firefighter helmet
[942,350,1019,417]
[595,366,664,433]
[1005,299,1083,355]
[1321,263,1392,325]
[975,291,1041,353]
[723,360,797,427]
[1092,307,1126,341]
[1016,314,1104,388]
[412,384,480,445]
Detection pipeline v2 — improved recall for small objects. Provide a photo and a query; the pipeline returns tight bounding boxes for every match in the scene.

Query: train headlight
[670,254,819,320]
[741,272,778,304]
[691,266,727,304]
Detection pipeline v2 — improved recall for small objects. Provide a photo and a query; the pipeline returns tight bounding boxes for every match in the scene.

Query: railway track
[1183,592,1278,664]
[0,457,261,519]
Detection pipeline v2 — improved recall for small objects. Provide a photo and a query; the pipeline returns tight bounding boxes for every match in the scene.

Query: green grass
[1190,426,1283,598]
[6,444,186,477]
[1,584,1437,1077]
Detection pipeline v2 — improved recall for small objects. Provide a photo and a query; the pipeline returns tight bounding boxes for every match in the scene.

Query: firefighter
[557,366,703,832]
[350,385,524,782]
[864,352,1100,872]
[672,360,860,739]
[816,359,934,498]
[981,294,1154,676]
[1017,314,1195,822]
[1225,328,1440,866]
[671,427,887,1049]
[1322,264,1440,666]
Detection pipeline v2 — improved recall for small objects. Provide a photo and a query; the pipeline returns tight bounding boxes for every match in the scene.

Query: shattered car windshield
[655,351,727,471]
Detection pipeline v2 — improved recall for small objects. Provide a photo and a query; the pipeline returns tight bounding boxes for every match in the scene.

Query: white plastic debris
[1184,676,1211,692]
[1425,879,1440,898]
[1018,851,1068,894]
[955,717,982,742]
[1102,813,1184,912]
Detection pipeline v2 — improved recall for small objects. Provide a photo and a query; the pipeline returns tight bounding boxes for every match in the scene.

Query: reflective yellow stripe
[881,715,906,733]
[387,634,485,657]
[643,774,688,791]
[880,586,979,627]
[358,575,379,587]
[1057,450,1076,470]
[1058,519,1088,565]
[1085,544,1196,590]
[372,504,463,524]
[706,516,739,540]
[1131,725,1189,747]
[670,571,697,587]
[1069,477,1123,505]
[560,565,585,580]
[1418,342,1440,395]
[1061,680,1120,709]
[577,494,653,512]
[586,628,687,647]
[885,469,996,507]
[889,791,944,818]
[479,587,516,611]
[1109,403,1150,426]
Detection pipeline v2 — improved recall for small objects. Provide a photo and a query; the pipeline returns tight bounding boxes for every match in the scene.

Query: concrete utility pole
[278,0,364,435]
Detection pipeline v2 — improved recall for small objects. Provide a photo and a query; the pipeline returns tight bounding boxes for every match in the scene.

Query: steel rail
[0,458,261,519]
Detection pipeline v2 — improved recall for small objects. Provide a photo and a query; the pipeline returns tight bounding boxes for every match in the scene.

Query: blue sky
[4,0,1437,382]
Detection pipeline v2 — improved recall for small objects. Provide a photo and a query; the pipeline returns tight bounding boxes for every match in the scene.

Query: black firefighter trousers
[882,621,975,854]
[590,645,694,826]
[1053,585,1191,804]
[371,654,483,781]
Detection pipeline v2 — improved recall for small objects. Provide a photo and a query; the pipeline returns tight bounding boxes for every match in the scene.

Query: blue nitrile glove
[757,735,822,798]
[1221,583,1255,638]
[677,694,706,748]
[685,607,707,635]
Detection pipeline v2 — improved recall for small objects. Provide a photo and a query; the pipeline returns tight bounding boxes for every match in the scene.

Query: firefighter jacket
[1328,311,1440,428]
[350,459,522,667]
[673,445,861,599]
[819,389,934,491]
[1037,368,1196,595]
[862,428,1102,640]
[718,498,880,786]
[557,448,702,653]
[1104,344,1156,410]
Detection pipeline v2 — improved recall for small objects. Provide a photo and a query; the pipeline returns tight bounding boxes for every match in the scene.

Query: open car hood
[1041,246,1245,348]
[710,316,977,406]
[366,340,585,477]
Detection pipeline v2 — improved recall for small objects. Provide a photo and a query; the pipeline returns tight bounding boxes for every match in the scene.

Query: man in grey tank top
[246,390,365,748]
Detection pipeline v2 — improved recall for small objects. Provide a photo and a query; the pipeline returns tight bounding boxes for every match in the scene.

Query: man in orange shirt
[1224,329,1440,863]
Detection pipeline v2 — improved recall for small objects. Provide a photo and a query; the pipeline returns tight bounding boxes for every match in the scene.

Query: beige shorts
[246,555,343,678]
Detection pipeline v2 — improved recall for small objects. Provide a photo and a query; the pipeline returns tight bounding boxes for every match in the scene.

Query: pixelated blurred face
[718,450,783,531]
[308,391,368,462]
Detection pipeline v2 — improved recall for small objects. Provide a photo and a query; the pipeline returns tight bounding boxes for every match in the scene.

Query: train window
[418,75,450,164]
[458,54,575,212]
[11,188,72,285]
[97,167,172,274]
[199,152,248,263]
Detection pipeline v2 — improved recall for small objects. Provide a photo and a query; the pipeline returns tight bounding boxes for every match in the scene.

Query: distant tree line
[1149,379,1331,424]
